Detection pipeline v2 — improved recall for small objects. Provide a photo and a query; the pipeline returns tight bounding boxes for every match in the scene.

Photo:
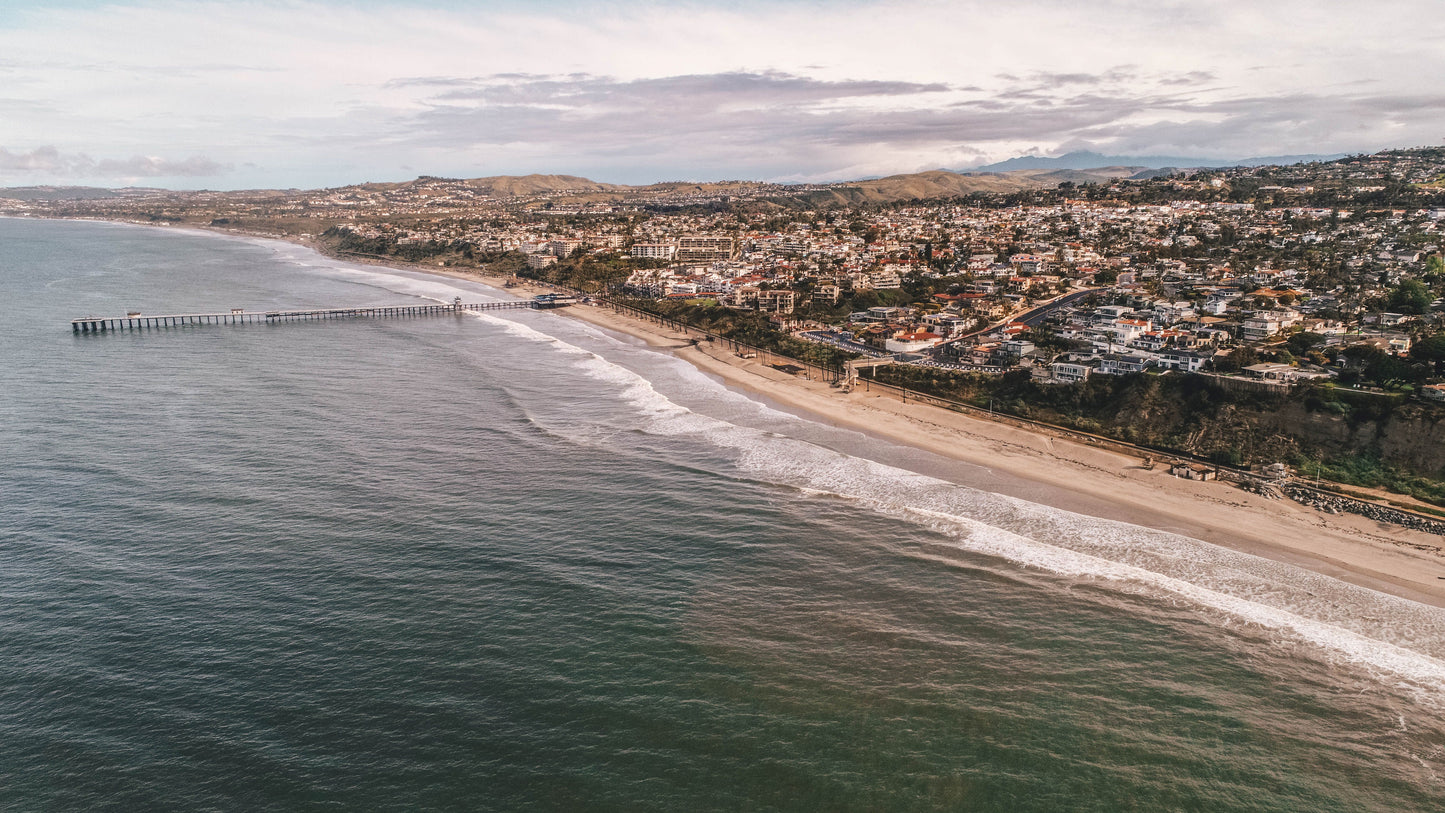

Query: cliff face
[1038,376,1445,476]
[876,368,1444,480]
[1117,392,1445,479]
[1259,402,1445,474]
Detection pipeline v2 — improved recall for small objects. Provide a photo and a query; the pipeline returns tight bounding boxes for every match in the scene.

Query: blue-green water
[3,217,1445,811]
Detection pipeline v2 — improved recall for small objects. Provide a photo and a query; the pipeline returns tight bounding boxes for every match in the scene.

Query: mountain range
[967,150,1349,173]
[0,152,1354,207]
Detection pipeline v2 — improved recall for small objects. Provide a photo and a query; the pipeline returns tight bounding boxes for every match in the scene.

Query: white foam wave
[253,239,510,304]
[470,311,725,433]
[490,313,1445,694]
[279,260,1445,696]
[737,441,1445,694]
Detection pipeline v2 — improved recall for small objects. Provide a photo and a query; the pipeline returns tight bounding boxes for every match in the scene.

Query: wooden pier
[71,295,577,333]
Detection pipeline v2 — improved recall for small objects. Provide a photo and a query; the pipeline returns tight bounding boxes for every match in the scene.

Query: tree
[1344,344,1425,388]
[1388,279,1432,314]
[1412,334,1445,374]
[1212,346,1258,373]
[1426,254,1445,287]
[1286,331,1326,355]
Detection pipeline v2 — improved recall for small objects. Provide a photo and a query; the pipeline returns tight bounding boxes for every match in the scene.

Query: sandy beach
[539,296,1445,607]
[180,231,1445,608]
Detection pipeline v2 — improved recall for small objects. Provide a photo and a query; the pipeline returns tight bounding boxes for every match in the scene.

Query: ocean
[3,217,1444,811]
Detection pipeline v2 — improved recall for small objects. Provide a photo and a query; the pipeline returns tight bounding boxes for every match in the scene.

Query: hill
[463,174,628,197]
[0,185,170,201]
[802,170,1040,204]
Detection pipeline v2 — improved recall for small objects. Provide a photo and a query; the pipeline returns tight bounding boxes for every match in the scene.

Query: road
[798,330,889,357]
[945,287,1100,346]
[798,288,1100,363]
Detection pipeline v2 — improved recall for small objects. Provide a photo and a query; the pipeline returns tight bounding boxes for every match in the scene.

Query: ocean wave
[262,246,510,303]
[242,245,1445,695]
[461,308,1445,696]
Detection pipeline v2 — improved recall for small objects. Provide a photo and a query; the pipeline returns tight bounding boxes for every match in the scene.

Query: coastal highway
[795,288,1100,362]
[1007,287,1100,328]
[944,287,1101,347]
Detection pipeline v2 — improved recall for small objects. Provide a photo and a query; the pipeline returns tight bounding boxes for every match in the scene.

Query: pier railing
[70,296,575,333]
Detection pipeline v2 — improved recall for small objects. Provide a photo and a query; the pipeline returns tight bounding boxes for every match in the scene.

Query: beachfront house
[1050,361,1092,383]
[1096,353,1153,376]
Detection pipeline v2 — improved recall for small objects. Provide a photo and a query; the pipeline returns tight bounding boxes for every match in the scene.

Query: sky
[1,0,1442,189]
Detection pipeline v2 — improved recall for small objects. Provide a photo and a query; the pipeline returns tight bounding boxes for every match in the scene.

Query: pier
[71,295,577,333]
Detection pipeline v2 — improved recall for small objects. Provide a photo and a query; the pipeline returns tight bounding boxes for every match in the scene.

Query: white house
[1050,361,1092,383]
[885,331,943,353]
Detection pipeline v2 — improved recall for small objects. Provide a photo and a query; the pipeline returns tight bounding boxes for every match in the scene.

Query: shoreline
[558,298,1445,609]
[46,218,1445,608]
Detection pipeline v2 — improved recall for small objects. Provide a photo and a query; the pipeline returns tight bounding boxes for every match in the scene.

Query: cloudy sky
[1,0,1442,189]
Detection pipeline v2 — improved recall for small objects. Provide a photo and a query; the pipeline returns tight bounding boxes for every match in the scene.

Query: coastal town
[10,147,1445,400]
[9,147,1445,506]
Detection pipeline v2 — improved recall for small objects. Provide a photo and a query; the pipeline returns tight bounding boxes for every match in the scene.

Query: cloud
[1159,71,1216,87]
[358,63,1445,181]
[0,0,1443,186]
[0,145,229,177]
[1054,91,1445,157]
[96,154,230,177]
[0,145,67,172]
[381,71,1191,169]
[424,70,950,107]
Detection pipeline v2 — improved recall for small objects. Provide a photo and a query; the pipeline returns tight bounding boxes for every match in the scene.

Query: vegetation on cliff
[866,365,1445,504]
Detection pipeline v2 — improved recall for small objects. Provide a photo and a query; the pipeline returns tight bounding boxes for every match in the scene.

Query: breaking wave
[314,258,1445,697]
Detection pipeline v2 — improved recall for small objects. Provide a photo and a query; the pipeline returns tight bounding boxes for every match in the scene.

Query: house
[1010,254,1046,274]
[1150,302,1196,324]
[869,269,902,289]
[756,289,796,314]
[676,235,736,262]
[885,331,943,353]
[1159,349,1211,373]
[864,306,907,322]
[546,239,581,258]
[727,286,760,308]
[630,242,677,260]
[857,325,893,350]
[996,339,1036,362]
[1132,330,1186,352]
[1096,353,1153,375]
[1239,316,1281,341]
[1242,362,1297,382]
[1170,462,1217,481]
[1108,318,1153,343]
[1050,361,1091,383]
[924,313,974,335]
[1202,295,1234,315]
